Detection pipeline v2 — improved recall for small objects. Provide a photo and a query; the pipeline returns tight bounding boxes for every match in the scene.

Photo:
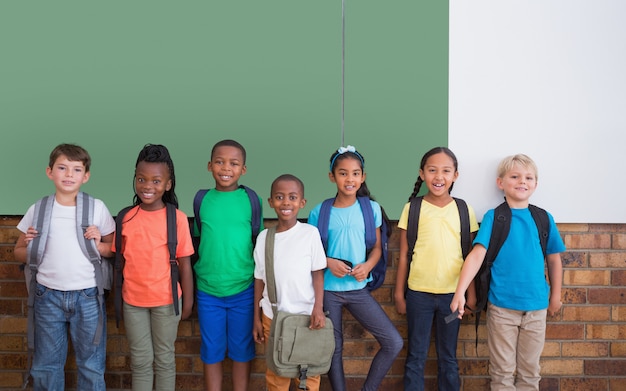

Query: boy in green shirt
[193,139,262,391]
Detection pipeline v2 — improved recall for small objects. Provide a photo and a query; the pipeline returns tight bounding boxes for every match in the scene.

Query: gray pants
[123,300,182,391]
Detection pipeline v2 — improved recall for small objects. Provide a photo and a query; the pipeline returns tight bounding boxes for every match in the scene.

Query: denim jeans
[31,283,106,391]
[123,300,182,391]
[324,288,403,391]
[404,290,460,391]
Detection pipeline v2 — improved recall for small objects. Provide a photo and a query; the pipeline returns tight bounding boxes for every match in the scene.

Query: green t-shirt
[193,187,260,297]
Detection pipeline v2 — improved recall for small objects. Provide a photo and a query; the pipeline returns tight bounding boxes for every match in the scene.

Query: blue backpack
[316,196,390,291]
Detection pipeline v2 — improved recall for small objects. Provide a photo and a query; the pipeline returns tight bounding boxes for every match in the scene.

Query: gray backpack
[24,192,111,347]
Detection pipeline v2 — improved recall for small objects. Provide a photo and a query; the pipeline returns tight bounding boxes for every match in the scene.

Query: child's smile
[419,151,458,203]
[134,161,171,211]
[329,157,365,198]
[209,145,247,191]
[269,179,305,231]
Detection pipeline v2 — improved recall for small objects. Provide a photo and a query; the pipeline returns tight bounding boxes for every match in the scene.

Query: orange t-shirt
[113,206,194,307]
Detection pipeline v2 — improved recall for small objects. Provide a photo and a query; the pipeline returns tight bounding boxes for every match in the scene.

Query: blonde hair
[497,154,538,181]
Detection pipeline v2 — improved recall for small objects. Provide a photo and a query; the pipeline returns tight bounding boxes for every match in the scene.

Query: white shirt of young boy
[254,221,327,318]
[17,198,115,291]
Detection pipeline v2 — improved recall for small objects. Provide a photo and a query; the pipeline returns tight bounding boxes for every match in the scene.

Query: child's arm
[450,244,487,318]
[14,227,39,263]
[253,278,265,344]
[178,256,194,320]
[352,227,382,283]
[464,232,479,311]
[546,253,563,316]
[14,232,29,263]
[394,228,409,314]
[309,269,326,329]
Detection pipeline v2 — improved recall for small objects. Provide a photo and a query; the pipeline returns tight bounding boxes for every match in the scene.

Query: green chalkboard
[0,1,448,219]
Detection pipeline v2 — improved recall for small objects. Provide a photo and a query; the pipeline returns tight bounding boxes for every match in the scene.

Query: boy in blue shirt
[451,154,565,390]
[193,139,262,391]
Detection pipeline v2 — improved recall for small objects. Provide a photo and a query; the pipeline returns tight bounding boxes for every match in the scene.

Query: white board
[449,0,626,223]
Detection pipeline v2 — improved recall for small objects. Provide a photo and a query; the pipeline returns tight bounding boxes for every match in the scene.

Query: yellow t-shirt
[398,199,479,294]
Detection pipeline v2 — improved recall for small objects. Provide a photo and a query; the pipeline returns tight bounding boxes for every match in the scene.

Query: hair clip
[330,145,364,172]
[337,145,356,154]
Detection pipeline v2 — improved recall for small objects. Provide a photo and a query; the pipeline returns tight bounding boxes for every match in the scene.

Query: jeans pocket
[35,282,49,298]
[80,286,98,299]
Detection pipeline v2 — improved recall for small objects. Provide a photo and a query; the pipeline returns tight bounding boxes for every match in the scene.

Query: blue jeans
[404,290,460,391]
[324,288,403,391]
[31,283,106,391]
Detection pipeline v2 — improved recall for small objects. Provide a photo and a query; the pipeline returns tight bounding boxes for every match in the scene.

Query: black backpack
[404,196,472,289]
[472,201,549,340]
[114,203,179,326]
[317,196,391,291]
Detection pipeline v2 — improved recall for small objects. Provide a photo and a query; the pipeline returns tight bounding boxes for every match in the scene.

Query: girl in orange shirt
[114,144,194,391]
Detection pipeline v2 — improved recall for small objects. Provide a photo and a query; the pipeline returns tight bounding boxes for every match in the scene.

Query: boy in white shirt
[252,174,327,391]
[14,143,115,390]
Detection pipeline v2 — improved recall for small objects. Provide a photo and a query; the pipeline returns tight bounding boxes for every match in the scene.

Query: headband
[329,145,365,171]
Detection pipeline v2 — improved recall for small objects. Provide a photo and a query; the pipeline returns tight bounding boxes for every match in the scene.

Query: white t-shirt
[17,197,115,291]
[254,221,327,319]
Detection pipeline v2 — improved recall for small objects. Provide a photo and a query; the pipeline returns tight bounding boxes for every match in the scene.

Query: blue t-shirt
[308,199,382,292]
[474,207,566,311]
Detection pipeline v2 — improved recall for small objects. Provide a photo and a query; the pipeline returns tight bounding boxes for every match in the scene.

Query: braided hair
[407,147,458,201]
[133,144,178,208]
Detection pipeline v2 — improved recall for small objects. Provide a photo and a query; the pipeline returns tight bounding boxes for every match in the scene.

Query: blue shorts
[197,284,255,364]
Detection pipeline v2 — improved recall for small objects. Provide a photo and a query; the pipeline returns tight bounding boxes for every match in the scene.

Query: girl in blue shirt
[308,146,403,391]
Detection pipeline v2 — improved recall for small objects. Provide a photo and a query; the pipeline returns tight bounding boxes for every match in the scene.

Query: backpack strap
[264,226,278,314]
[241,185,262,245]
[193,189,208,236]
[166,203,180,316]
[357,196,377,251]
[76,192,107,346]
[404,196,424,295]
[317,198,335,250]
[454,198,472,259]
[405,196,423,264]
[114,205,134,327]
[473,201,511,347]
[529,204,549,257]
[24,195,53,387]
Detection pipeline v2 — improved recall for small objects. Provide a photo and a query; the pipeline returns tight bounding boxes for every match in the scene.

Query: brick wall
[1,216,625,390]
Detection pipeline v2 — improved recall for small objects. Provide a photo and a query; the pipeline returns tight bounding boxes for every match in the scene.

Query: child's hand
[181,298,193,320]
[309,308,326,330]
[253,319,265,344]
[84,225,102,242]
[450,293,466,320]
[23,227,39,244]
[547,297,562,317]
[465,296,477,313]
[327,258,352,278]
[394,294,407,315]
[351,263,371,283]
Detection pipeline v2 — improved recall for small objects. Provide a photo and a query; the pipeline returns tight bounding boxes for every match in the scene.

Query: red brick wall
[1,216,625,390]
